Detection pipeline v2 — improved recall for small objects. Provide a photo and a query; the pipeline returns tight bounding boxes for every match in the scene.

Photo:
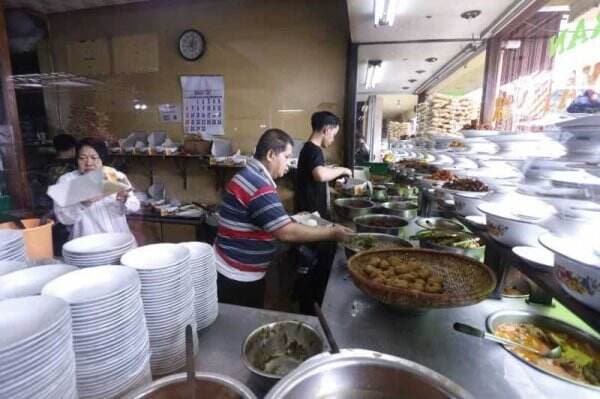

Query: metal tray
[486,310,600,391]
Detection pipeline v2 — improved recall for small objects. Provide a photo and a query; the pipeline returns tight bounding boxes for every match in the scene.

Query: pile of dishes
[0,230,26,262]
[179,242,219,330]
[0,263,77,300]
[0,260,26,276]
[121,244,197,376]
[42,266,151,399]
[556,115,600,162]
[63,233,136,267]
[0,296,78,399]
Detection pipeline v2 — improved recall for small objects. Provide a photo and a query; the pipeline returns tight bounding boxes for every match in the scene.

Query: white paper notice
[181,75,224,136]
[158,104,181,123]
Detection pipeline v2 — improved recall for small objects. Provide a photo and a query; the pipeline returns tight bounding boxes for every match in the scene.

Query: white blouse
[53,170,140,239]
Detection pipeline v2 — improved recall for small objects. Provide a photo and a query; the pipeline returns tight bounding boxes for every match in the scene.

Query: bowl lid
[538,232,600,267]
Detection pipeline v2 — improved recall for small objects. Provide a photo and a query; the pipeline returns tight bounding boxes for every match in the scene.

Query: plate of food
[347,248,496,310]
[486,310,600,390]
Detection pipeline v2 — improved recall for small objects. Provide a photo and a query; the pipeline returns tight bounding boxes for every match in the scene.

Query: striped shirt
[215,159,292,281]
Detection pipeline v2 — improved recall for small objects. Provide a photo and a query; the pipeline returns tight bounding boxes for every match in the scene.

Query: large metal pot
[242,321,324,380]
[123,371,256,399]
[353,214,408,236]
[377,201,418,220]
[265,349,474,399]
[334,198,375,221]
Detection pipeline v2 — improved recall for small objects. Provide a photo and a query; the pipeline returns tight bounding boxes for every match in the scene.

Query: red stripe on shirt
[216,246,268,272]
[226,181,252,206]
[251,185,276,200]
[218,225,273,240]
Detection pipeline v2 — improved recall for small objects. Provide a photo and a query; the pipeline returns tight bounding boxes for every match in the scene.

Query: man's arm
[272,222,351,243]
[312,165,352,183]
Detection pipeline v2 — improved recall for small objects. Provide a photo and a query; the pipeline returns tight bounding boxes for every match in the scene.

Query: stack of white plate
[0,230,26,262]
[0,260,26,277]
[180,242,219,330]
[42,266,151,399]
[0,264,77,300]
[62,233,136,267]
[0,296,77,399]
[121,243,197,376]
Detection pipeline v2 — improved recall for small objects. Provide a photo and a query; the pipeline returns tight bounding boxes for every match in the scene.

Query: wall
[41,0,349,211]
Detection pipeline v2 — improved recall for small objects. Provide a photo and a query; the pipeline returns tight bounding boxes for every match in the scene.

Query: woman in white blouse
[54,137,140,239]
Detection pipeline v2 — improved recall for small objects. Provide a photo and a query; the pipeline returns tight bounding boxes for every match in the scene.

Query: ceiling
[381,94,417,118]
[432,50,486,95]
[4,0,148,14]
[347,0,534,95]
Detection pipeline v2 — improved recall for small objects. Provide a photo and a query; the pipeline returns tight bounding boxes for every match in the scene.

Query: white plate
[512,246,555,269]
[0,260,26,276]
[0,265,78,300]
[121,243,190,269]
[0,230,24,246]
[63,233,134,255]
[0,296,69,352]
[42,265,139,304]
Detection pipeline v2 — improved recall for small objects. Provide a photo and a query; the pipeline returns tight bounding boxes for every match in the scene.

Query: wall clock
[178,29,206,61]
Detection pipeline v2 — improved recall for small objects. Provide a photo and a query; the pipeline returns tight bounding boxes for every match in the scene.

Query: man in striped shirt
[215,128,352,308]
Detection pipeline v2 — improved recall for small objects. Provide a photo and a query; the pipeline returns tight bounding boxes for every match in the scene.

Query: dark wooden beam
[343,41,358,168]
[0,1,32,210]
[480,37,502,126]
[497,0,553,39]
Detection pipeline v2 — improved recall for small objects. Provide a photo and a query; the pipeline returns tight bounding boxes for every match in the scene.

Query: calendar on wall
[180,75,224,136]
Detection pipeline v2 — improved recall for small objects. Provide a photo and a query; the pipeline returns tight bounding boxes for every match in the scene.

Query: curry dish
[495,323,600,386]
[358,254,444,294]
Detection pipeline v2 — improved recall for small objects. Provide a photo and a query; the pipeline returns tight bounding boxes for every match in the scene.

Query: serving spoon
[453,322,562,359]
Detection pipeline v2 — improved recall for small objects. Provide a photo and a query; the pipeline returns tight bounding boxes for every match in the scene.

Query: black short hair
[311,111,340,132]
[76,137,109,164]
[254,128,294,160]
[53,134,77,152]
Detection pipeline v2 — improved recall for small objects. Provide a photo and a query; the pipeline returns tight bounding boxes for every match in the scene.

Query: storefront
[0,1,599,398]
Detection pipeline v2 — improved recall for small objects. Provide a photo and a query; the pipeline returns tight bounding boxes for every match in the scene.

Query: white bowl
[0,265,78,300]
[63,233,134,255]
[539,233,600,312]
[478,202,553,247]
[453,192,485,217]
[121,244,190,270]
[0,260,27,277]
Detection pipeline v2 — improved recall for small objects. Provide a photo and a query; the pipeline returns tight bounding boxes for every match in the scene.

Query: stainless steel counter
[194,303,319,398]
[321,248,599,399]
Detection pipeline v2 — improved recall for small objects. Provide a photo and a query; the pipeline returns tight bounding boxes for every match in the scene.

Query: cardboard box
[183,135,212,155]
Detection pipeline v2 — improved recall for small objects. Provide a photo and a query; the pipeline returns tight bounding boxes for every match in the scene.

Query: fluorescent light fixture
[503,40,522,49]
[374,0,398,27]
[539,5,570,12]
[365,60,383,89]
[277,109,304,113]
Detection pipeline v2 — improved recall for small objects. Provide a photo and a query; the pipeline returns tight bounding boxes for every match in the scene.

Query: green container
[0,195,10,213]
[360,162,390,176]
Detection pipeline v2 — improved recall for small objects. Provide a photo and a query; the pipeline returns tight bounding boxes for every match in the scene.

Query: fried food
[359,254,444,294]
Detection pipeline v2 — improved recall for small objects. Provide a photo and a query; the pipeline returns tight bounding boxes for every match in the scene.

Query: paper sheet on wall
[180,75,224,136]
[158,104,181,123]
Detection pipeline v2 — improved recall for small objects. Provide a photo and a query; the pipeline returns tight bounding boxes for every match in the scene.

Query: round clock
[178,29,206,61]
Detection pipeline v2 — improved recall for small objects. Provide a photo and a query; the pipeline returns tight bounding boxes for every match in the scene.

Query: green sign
[549,12,600,57]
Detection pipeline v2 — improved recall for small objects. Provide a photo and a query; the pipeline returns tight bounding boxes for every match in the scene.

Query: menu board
[180,75,224,136]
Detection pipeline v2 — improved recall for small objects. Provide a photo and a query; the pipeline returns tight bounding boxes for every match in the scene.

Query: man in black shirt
[294,111,351,313]
[296,111,352,218]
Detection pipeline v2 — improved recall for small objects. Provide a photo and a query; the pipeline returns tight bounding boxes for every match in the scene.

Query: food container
[353,214,409,236]
[344,233,412,258]
[123,371,256,399]
[0,218,54,260]
[453,192,485,217]
[486,310,600,391]
[371,185,388,202]
[265,348,474,399]
[333,198,375,221]
[539,233,600,312]
[242,321,324,380]
[377,201,418,220]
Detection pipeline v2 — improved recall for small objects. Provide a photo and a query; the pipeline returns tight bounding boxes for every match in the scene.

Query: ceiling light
[277,109,304,113]
[365,60,383,89]
[425,57,437,63]
[461,10,481,20]
[503,40,521,49]
[408,78,417,83]
[415,70,425,74]
[539,5,570,12]
[374,0,398,27]
[402,86,409,90]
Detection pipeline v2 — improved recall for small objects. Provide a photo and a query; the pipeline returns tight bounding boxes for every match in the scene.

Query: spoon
[185,325,196,399]
[453,322,562,359]
[314,302,340,354]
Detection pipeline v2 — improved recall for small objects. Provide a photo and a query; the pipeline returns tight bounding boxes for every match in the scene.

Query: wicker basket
[347,248,496,309]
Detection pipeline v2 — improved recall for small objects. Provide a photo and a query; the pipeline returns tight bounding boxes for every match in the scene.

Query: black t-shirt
[295,141,328,218]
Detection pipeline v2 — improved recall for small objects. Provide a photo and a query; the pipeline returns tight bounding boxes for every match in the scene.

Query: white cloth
[214,247,264,282]
[53,170,140,239]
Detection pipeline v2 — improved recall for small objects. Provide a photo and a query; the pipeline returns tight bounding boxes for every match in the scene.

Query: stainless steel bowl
[353,214,409,236]
[334,198,376,221]
[242,321,324,380]
[123,371,256,399]
[265,348,474,399]
[377,201,418,220]
[344,233,412,258]
[416,217,464,232]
